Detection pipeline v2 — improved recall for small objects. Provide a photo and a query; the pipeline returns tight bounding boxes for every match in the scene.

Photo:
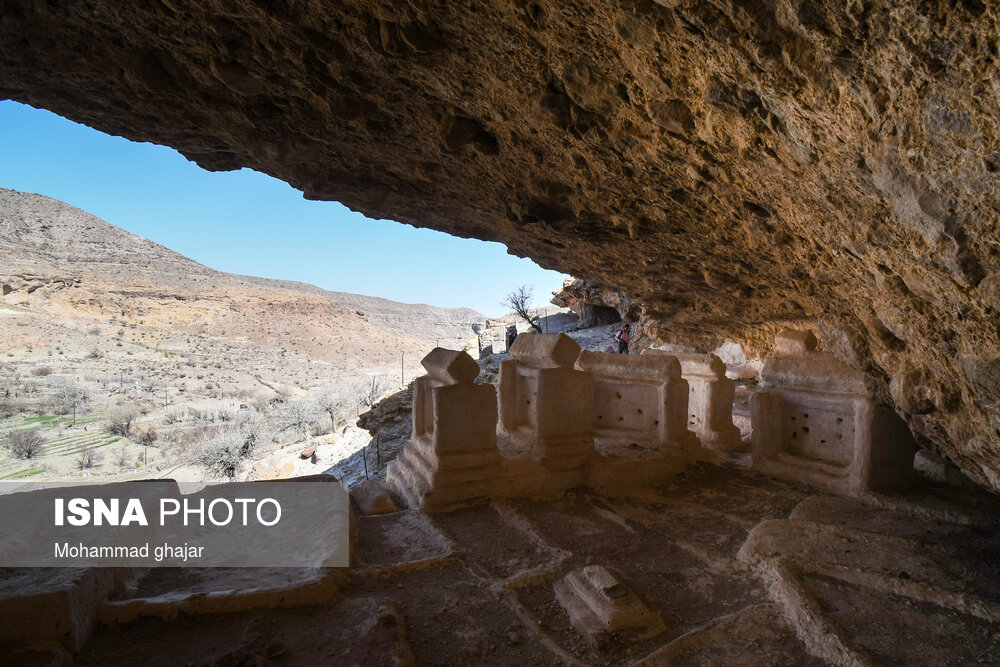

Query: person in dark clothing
[614,323,631,354]
[506,327,517,351]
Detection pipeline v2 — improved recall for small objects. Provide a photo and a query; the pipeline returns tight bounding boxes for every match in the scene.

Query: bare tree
[106,406,140,437]
[194,421,264,480]
[76,445,103,470]
[138,427,158,447]
[49,378,88,418]
[315,387,352,432]
[503,285,543,333]
[275,399,320,442]
[0,398,22,419]
[5,430,44,459]
[360,376,392,408]
[0,365,21,398]
[112,445,132,470]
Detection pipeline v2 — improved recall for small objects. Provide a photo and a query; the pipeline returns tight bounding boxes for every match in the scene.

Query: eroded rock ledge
[1,1,999,488]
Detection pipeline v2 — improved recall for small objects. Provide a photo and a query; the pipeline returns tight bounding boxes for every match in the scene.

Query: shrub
[0,398,24,419]
[6,430,44,459]
[138,427,158,447]
[194,422,263,480]
[76,445,102,470]
[32,366,53,377]
[106,406,139,437]
[275,399,321,440]
[112,445,131,469]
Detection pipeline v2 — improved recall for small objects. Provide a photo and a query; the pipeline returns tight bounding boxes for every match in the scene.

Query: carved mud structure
[388,336,705,508]
[752,329,918,495]
[553,564,666,651]
[499,333,595,475]
[386,347,500,509]
[575,349,699,454]
[646,349,745,453]
[2,2,999,487]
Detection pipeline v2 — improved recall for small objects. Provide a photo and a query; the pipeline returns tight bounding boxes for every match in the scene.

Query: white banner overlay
[0,478,349,567]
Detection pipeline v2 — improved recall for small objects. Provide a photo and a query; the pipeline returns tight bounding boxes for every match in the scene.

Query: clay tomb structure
[644,349,745,453]
[385,347,500,509]
[575,349,699,455]
[498,332,594,473]
[553,564,666,651]
[751,329,918,495]
[389,335,708,508]
[391,328,921,505]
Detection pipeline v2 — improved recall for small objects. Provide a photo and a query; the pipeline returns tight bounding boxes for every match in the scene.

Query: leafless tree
[360,376,392,408]
[0,398,22,419]
[275,399,321,442]
[138,426,158,447]
[315,387,352,432]
[49,378,88,417]
[0,365,21,398]
[112,445,132,470]
[194,421,264,480]
[106,406,139,437]
[76,445,102,470]
[503,285,543,333]
[5,430,44,459]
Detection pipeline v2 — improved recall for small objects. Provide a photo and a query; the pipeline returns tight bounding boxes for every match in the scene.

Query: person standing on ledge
[615,323,631,354]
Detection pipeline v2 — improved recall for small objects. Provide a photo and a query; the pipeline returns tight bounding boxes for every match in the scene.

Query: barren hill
[0,188,484,379]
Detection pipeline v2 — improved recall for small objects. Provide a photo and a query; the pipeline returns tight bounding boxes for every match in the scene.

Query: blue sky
[0,100,566,316]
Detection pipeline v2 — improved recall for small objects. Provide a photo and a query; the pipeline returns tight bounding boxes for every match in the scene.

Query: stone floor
[18,463,1000,665]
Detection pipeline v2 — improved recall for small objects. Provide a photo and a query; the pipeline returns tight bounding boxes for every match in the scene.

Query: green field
[0,412,117,479]
[0,467,45,480]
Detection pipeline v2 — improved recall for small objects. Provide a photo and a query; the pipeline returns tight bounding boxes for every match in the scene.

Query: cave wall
[1,1,999,488]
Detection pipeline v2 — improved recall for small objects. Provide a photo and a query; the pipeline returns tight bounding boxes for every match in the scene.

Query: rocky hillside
[0,188,484,377]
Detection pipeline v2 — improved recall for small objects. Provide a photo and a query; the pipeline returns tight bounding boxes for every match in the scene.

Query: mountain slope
[0,188,484,378]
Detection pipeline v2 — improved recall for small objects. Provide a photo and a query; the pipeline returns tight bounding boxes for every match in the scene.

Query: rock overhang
[2,1,998,489]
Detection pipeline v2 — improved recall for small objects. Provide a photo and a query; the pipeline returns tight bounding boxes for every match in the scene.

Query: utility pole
[400,352,404,388]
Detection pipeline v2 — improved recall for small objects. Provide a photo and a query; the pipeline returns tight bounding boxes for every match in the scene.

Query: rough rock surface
[551,277,630,328]
[2,3,999,487]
